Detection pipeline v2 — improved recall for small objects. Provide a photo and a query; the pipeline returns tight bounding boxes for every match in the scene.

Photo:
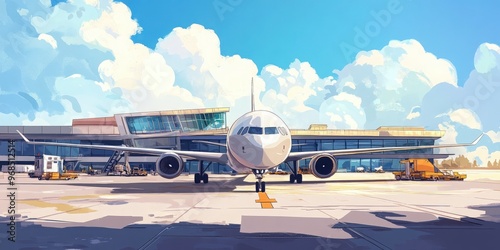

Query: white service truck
[32,154,77,180]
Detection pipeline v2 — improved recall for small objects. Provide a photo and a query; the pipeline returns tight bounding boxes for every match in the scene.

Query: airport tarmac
[1,170,500,250]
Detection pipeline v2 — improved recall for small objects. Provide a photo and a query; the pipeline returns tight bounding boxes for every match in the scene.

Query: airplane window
[264,127,279,134]
[277,127,285,135]
[237,127,244,135]
[241,127,249,135]
[279,127,288,135]
[248,127,263,134]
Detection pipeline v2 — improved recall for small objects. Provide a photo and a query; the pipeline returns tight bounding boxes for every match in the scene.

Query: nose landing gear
[253,169,266,192]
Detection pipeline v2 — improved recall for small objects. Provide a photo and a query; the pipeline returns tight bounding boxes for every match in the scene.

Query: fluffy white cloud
[322,39,499,164]
[486,130,500,143]
[258,59,338,128]
[474,43,500,74]
[155,23,261,122]
[1,1,498,166]
[0,0,204,125]
[406,106,421,120]
[333,92,362,109]
[448,109,481,130]
[435,122,467,156]
[434,120,499,166]
[1,0,114,123]
[37,33,57,49]
[421,42,500,132]
[323,39,498,164]
[462,146,500,167]
[330,39,459,129]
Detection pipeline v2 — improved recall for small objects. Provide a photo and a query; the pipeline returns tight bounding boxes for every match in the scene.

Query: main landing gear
[194,161,211,184]
[285,161,303,184]
[253,169,266,192]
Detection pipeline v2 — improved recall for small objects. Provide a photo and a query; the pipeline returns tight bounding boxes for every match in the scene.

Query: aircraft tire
[261,182,266,192]
[194,173,201,184]
[255,182,260,192]
[289,174,296,183]
[202,173,209,183]
[296,174,303,183]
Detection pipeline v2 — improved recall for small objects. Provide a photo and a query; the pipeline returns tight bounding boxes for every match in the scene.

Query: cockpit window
[248,127,263,134]
[278,127,288,135]
[241,126,249,135]
[264,127,279,134]
[237,127,244,135]
[277,127,284,135]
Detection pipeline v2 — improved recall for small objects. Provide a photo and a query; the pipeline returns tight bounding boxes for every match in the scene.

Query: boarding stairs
[102,150,125,174]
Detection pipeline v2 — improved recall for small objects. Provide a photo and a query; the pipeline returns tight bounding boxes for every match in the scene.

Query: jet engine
[156,153,184,179]
[309,154,338,178]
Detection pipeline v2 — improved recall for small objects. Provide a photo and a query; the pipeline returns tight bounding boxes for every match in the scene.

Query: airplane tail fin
[251,77,255,112]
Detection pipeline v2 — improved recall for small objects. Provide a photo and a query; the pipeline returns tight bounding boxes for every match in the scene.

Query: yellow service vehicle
[393,159,466,181]
[130,167,148,176]
[441,169,466,181]
[393,159,443,181]
[39,172,78,180]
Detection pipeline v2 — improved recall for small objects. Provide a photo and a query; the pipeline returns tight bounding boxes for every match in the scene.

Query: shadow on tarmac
[1,203,499,250]
[48,175,396,194]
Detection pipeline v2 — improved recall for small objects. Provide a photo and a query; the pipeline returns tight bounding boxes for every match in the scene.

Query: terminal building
[0,107,451,173]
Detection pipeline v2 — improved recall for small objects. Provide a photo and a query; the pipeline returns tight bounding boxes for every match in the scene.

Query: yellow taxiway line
[255,192,277,209]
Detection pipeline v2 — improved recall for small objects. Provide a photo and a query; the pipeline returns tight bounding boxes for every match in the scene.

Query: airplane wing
[286,134,484,162]
[192,140,226,147]
[17,130,228,164]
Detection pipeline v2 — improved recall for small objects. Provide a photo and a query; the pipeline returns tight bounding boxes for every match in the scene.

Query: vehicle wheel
[38,177,42,181]
[194,173,201,184]
[202,173,209,184]
[296,174,303,183]
[255,182,260,192]
[395,175,401,181]
[289,174,296,183]
[261,182,266,192]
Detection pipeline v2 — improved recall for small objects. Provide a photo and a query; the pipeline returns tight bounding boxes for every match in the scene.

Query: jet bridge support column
[404,160,410,179]
[124,152,130,175]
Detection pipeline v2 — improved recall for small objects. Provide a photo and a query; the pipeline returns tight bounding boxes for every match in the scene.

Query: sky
[118,0,500,84]
[1,0,499,165]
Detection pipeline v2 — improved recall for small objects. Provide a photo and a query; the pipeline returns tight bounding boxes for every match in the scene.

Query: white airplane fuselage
[226,110,292,172]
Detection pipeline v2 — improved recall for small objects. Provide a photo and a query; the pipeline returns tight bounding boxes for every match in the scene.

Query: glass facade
[286,139,436,172]
[292,139,433,154]
[126,112,226,134]
[336,158,405,172]
[0,140,122,158]
[1,136,439,174]
[178,138,437,173]
[180,139,228,173]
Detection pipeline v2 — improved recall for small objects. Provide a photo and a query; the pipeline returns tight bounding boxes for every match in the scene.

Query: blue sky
[111,0,500,85]
[2,0,499,164]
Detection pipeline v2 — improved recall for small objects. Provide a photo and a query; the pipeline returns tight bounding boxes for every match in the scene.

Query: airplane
[16,79,483,192]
